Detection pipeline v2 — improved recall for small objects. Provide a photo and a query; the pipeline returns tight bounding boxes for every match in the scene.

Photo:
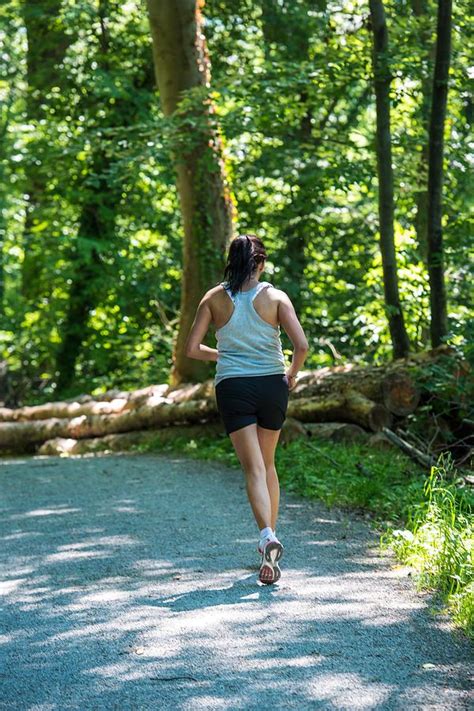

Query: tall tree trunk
[369,0,411,359]
[0,101,12,318]
[411,0,435,265]
[21,1,72,301]
[427,0,452,346]
[146,0,233,385]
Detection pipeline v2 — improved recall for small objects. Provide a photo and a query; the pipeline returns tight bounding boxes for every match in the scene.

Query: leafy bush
[406,345,474,465]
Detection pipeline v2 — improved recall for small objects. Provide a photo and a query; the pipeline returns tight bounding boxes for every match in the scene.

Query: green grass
[132,431,473,638]
[381,454,473,636]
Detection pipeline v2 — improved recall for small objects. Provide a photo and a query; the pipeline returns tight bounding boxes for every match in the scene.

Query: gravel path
[0,452,472,710]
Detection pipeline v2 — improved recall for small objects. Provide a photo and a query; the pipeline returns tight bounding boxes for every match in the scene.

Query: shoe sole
[259,541,283,585]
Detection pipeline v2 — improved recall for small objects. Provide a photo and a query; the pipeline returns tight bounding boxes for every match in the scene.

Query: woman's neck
[240,275,261,291]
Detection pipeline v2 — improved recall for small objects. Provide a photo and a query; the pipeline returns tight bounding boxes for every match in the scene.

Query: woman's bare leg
[229,424,272,529]
[256,426,282,531]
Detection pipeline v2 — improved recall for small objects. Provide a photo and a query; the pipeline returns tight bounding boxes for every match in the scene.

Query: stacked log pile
[0,345,471,468]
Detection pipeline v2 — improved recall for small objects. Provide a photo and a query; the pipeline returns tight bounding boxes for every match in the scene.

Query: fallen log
[0,392,392,455]
[35,419,436,465]
[0,384,173,422]
[345,390,393,431]
[0,345,463,455]
[0,398,218,451]
[1,345,454,424]
[305,422,368,443]
[293,366,420,415]
[37,422,226,456]
[0,381,216,423]
[381,427,435,468]
[288,390,392,431]
[279,418,308,444]
[39,419,308,456]
[381,371,420,415]
[0,386,391,453]
[0,396,131,423]
[291,346,453,410]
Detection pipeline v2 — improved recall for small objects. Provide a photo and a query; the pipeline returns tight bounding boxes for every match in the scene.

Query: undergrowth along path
[0,453,472,710]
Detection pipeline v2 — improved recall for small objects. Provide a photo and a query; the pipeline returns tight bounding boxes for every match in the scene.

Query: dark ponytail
[223,234,267,295]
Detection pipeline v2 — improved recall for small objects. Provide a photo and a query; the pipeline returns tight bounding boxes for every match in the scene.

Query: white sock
[259,526,273,541]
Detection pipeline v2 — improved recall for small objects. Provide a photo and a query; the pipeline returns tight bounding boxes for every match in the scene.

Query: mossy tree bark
[369,0,411,359]
[427,0,452,346]
[146,0,234,385]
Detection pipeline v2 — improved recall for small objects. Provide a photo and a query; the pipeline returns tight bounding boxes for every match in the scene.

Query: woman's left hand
[285,373,297,390]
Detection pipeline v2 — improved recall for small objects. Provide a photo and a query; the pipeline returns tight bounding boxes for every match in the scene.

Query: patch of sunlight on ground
[307,672,393,708]
[10,507,81,518]
[0,578,28,594]
[78,590,133,603]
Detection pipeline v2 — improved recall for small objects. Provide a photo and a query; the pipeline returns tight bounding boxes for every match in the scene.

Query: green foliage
[134,430,237,467]
[0,0,472,400]
[383,453,473,637]
[405,345,473,461]
[1,0,181,402]
[275,439,426,523]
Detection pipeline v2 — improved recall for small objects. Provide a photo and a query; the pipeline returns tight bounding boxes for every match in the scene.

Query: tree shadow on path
[0,454,472,710]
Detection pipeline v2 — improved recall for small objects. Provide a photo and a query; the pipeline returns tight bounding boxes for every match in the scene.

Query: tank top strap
[251,281,272,302]
[220,281,236,303]
[220,280,272,304]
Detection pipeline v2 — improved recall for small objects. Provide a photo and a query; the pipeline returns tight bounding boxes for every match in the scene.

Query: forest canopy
[0,0,472,403]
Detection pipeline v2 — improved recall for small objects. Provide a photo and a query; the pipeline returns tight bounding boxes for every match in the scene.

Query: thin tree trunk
[411,0,435,265]
[260,3,371,316]
[55,1,137,392]
[427,0,452,346]
[55,2,115,392]
[369,0,411,359]
[260,1,314,314]
[55,166,115,391]
[0,102,12,316]
[21,1,72,300]
[146,0,233,385]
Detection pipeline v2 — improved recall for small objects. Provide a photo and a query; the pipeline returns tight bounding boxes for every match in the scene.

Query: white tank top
[214,281,286,386]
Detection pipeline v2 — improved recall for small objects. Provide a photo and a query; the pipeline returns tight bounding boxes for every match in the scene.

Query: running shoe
[258,537,284,585]
[257,534,281,555]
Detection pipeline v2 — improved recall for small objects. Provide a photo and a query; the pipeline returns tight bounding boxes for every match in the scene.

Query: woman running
[185,234,309,584]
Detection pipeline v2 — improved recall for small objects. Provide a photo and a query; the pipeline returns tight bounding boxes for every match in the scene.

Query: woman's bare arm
[277,291,309,387]
[185,296,218,361]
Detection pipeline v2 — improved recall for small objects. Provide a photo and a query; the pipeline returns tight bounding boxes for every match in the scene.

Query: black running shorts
[215,374,289,435]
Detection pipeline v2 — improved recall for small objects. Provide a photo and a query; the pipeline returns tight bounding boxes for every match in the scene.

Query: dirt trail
[0,453,471,710]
